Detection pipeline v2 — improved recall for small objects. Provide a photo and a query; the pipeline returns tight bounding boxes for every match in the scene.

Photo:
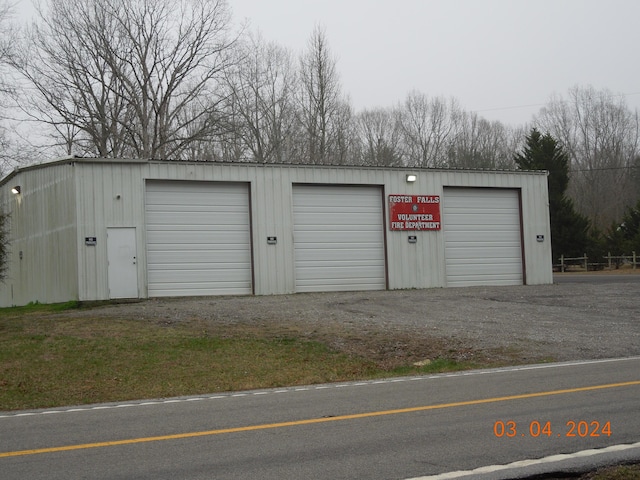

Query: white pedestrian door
[107,227,139,299]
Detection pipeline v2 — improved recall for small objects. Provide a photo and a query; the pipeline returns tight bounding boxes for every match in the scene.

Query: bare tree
[447,110,519,169]
[330,99,356,165]
[355,107,403,166]
[221,32,297,163]
[536,86,640,229]
[0,1,14,278]
[0,0,11,91]
[11,0,236,159]
[297,26,349,165]
[397,91,458,168]
[0,0,16,174]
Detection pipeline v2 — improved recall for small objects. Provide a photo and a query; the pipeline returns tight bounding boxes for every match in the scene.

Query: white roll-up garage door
[443,188,523,287]
[145,180,252,297]
[293,185,386,292]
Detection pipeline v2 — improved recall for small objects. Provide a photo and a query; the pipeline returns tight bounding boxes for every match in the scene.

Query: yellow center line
[2,380,639,459]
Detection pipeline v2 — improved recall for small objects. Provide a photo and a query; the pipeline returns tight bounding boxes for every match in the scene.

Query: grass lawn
[0,301,469,411]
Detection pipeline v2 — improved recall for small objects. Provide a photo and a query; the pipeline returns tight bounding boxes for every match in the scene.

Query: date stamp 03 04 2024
[493,420,612,438]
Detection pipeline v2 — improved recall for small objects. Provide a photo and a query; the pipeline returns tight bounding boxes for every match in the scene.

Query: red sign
[388,194,441,230]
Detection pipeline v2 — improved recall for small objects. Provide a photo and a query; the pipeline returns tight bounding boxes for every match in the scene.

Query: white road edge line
[405,442,640,480]
[1,356,639,419]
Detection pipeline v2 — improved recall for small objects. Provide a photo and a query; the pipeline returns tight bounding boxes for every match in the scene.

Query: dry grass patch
[544,464,640,480]
[587,464,640,479]
[0,307,382,410]
[0,301,530,411]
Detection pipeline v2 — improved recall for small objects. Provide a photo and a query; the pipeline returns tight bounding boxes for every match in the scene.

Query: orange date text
[493,420,612,438]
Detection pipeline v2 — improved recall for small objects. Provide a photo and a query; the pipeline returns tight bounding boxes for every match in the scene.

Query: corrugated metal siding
[384,170,445,290]
[0,165,78,306]
[1,160,553,306]
[520,174,553,285]
[250,168,296,295]
[292,185,386,292]
[74,162,147,301]
[443,188,523,286]
[145,180,252,296]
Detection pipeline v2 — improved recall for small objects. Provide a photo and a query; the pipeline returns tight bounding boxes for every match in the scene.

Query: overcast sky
[12,0,640,127]
[230,0,640,126]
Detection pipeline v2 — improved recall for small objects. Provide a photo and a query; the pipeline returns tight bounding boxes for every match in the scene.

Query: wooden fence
[557,252,637,272]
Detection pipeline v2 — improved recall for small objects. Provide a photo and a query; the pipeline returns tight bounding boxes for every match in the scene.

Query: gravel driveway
[70,276,640,368]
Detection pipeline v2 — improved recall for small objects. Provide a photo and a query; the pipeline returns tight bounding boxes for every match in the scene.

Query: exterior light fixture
[406,174,417,183]
[11,186,21,195]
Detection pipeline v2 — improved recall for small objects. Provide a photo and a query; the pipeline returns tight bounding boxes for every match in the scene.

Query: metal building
[0,158,553,307]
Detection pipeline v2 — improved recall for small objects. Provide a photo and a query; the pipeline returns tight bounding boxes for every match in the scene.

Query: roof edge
[1,157,549,187]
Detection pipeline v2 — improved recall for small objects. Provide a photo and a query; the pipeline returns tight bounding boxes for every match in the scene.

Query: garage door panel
[145,181,252,297]
[146,251,249,263]
[147,182,242,195]
[446,274,521,287]
[149,284,249,297]
[295,247,383,259]
[296,250,383,260]
[146,217,247,228]
[295,225,383,232]
[446,239,520,249]
[445,190,514,203]
[296,275,384,290]
[146,203,248,212]
[149,268,251,280]
[445,237,519,247]
[445,213,520,225]
[146,267,251,298]
[444,188,523,287]
[146,212,248,226]
[447,259,522,269]
[298,216,380,227]
[146,199,248,209]
[295,229,383,239]
[296,266,385,277]
[148,244,250,253]
[446,251,521,262]
[446,218,519,228]
[297,258,385,267]
[147,231,249,244]
[294,235,383,245]
[293,185,386,293]
[148,200,246,209]
[148,240,250,248]
[295,193,378,206]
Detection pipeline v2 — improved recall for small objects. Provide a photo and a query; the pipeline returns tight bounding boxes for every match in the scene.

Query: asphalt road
[1,357,639,480]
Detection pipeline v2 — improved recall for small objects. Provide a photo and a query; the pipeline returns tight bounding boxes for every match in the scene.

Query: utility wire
[474,91,640,116]
[569,165,640,173]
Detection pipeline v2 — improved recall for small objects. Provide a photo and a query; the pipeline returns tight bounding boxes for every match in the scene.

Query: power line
[474,91,640,116]
[569,165,640,173]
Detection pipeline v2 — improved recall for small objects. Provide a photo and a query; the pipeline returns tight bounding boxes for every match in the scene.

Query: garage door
[293,185,386,292]
[145,181,252,297]
[443,188,523,287]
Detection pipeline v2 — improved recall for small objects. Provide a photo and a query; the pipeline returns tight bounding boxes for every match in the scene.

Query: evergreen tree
[614,199,640,254]
[514,128,590,261]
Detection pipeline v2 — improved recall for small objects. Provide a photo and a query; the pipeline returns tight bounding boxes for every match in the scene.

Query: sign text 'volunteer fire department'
[388,194,441,230]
